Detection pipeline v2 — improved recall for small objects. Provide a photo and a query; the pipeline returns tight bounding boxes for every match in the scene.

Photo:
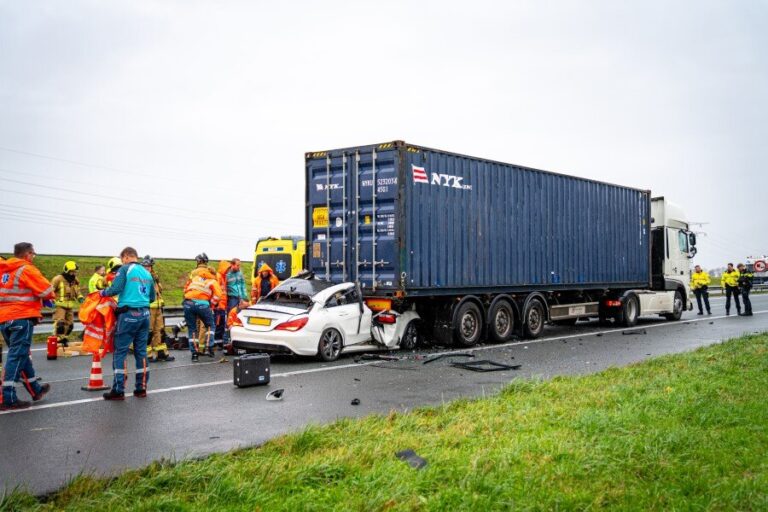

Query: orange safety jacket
[227,302,250,328]
[0,258,55,323]
[216,260,232,311]
[78,292,117,355]
[251,263,280,301]
[184,266,222,304]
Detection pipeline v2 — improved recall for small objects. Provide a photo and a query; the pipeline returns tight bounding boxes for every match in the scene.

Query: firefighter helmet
[106,257,122,273]
[195,253,209,265]
[63,261,78,273]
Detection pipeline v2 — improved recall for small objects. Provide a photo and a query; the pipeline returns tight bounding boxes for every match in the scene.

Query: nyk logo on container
[412,165,472,190]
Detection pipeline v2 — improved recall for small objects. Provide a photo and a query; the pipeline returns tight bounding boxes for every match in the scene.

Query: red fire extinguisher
[47,336,58,360]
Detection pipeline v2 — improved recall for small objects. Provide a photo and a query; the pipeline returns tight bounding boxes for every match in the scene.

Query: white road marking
[3,310,766,416]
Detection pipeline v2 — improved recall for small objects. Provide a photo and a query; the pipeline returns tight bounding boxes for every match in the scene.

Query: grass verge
[3,334,768,511]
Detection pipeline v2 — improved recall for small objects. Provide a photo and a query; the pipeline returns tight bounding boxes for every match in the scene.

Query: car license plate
[248,317,271,326]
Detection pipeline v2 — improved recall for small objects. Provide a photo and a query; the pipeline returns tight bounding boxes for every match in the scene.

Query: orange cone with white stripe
[81,351,110,391]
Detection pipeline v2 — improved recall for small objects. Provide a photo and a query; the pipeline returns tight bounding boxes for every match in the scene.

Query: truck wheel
[620,295,639,327]
[489,301,515,343]
[399,321,421,350]
[523,299,546,339]
[664,290,684,321]
[317,328,343,361]
[454,302,483,347]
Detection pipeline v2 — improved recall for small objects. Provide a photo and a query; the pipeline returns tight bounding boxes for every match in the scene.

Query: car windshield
[259,278,335,310]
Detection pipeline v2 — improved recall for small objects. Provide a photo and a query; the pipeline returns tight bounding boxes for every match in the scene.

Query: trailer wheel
[664,290,684,321]
[454,302,483,347]
[620,295,639,327]
[489,300,515,343]
[523,299,546,339]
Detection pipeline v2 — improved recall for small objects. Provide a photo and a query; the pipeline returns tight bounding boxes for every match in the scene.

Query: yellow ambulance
[252,236,306,283]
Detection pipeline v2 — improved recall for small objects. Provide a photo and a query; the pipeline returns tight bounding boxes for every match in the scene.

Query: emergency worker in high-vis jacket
[737,263,754,316]
[0,242,54,410]
[689,265,712,315]
[721,263,741,316]
[183,253,222,361]
[49,260,84,346]
[100,247,155,401]
[88,265,107,293]
[142,255,175,362]
[251,263,279,302]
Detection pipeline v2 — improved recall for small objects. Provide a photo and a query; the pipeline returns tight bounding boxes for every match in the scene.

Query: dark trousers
[693,288,711,314]
[111,308,150,394]
[742,288,752,314]
[725,285,741,314]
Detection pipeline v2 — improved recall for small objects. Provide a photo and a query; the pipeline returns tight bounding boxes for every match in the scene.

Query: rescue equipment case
[233,353,271,387]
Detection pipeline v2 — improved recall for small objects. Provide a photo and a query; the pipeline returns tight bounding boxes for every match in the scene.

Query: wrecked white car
[231,278,420,361]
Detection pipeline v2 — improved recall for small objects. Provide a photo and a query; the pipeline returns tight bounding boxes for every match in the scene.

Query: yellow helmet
[63,261,78,273]
[106,257,122,273]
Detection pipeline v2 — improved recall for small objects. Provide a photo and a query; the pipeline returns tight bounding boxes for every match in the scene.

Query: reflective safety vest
[51,274,82,309]
[184,266,222,304]
[690,271,711,290]
[88,273,106,293]
[722,270,740,288]
[79,292,117,354]
[0,258,55,323]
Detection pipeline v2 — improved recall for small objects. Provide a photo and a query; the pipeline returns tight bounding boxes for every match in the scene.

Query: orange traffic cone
[81,351,110,391]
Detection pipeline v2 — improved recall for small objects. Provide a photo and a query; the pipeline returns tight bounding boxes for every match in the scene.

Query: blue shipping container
[305,141,651,297]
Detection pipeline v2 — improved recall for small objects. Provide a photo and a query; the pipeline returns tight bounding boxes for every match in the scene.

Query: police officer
[721,263,741,316]
[690,265,712,315]
[737,263,754,316]
[49,261,84,346]
[100,247,155,401]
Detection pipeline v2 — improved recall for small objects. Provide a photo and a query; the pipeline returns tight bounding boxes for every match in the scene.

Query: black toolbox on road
[233,353,271,387]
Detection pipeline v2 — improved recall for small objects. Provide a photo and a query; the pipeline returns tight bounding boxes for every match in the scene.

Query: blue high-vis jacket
[103,262,156,308]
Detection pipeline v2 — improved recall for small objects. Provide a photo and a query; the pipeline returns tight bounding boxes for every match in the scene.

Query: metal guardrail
[39,306,184,324]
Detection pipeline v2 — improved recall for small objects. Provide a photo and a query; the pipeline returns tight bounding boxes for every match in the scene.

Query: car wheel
[317,328,343,362]
[399,321,420,350]
[621,295,639,327]
[489,300,515,342]
[454,302,483,347]
[664,290,684,321]
[522,299,546,339]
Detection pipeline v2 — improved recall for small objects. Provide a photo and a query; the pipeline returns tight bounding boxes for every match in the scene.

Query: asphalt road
[2,294,767,496]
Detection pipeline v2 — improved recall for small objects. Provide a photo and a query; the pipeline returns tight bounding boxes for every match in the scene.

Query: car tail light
[377,313,397,324]
[604,300,622,307]
[275,317,309,332]
[231,316,243,327]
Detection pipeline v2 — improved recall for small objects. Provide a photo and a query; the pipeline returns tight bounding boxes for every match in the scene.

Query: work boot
[224,343,235,356]
[157,351,175,362]
[697,311,703,315]
[191,353,199,362]
[103,390,125,401]
[206,347,215,358]
[133,389,147,398]
[0,399,31,411]
[59,337,69,348]
[32,383,51,402]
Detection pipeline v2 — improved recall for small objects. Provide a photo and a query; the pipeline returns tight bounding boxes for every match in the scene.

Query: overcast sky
[1,1,766,269]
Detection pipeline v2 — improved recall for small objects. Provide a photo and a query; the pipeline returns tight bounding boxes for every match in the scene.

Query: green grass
[4,334,767,511]
[0,254,255,307]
